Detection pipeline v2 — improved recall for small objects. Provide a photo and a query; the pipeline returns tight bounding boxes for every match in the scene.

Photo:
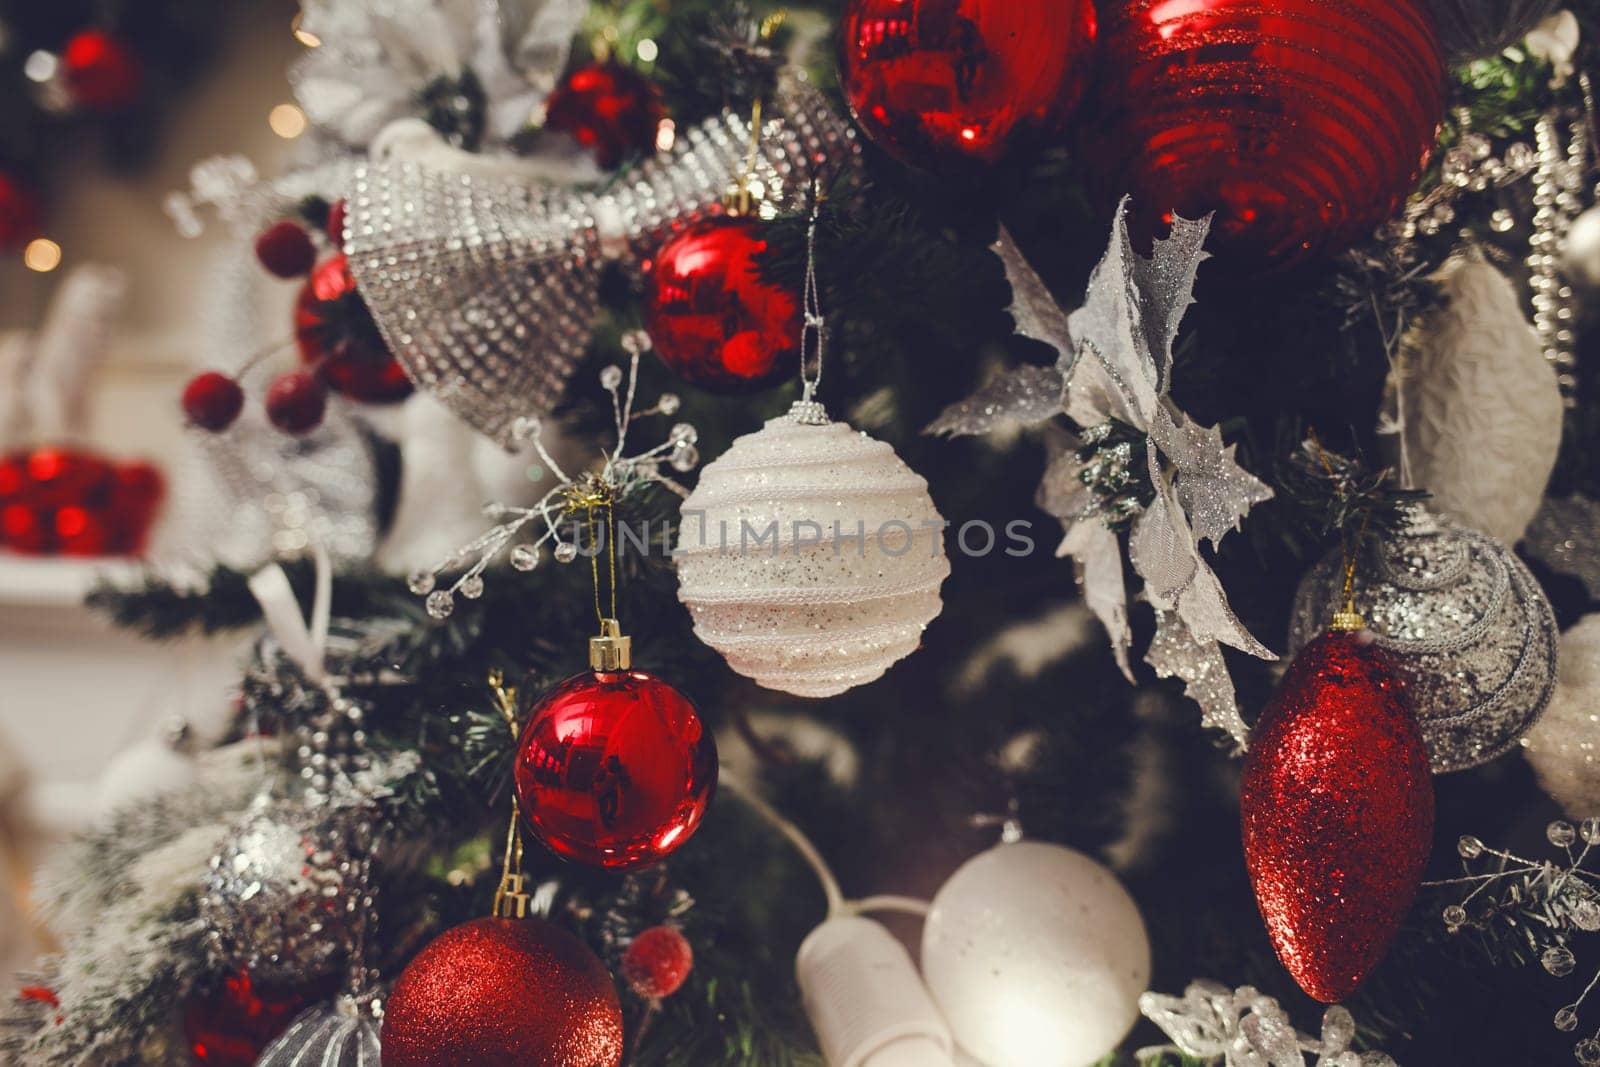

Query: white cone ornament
[1523,614,1600,819]
[1393,254,1563,545]
[921,841,1151,1067]
[675,402,950,698]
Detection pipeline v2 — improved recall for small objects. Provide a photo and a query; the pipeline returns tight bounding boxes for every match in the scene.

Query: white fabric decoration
[1391,252,1563,545]
[1523,614,1600,819]
[675,413,949,699]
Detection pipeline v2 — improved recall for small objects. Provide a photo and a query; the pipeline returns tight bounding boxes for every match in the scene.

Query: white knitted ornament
[675,405,950,699]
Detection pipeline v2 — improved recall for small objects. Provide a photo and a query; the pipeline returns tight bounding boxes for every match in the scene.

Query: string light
[636,38,658,62]
[269,103,308,139]
[291,13,322,48]
[23,239,61,273]
[654,118,676,153]
[23,50,57,83]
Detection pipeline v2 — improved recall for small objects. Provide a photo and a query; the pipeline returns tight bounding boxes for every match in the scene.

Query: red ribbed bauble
[61,30,142,111]
[293,253,412,404]
[514,669,717,870]
[0,172,39,250]
[838,0,1098,169]
[183,970,333,1067]
[1241,629,1435,1003]
[544,61,664,169]
[1091,0,1446,270]
[381,917,624,1067]
[645,216,801,394]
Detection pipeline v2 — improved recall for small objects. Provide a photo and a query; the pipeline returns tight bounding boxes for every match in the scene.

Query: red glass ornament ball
[265,370,328,436]
[1241,630,1435,1003]
[382,917,624,1067]
[256,221,317,279]
[645,216,802,394]
[0,172,40,251]
[514,669,717,871]
[293,253,413,404]
[622,925,694,999]
[61,31,142,111]
[838,0,1098,169]
[1090,0,1446,270]
[182,372,246,432]
[544,61,664,170]
[183,970,333,1067]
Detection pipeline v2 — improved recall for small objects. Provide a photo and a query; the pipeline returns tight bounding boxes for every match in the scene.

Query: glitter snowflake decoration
[1138,980,1396,1067]
[407,332,699,619]
[1429,818,1600,1064]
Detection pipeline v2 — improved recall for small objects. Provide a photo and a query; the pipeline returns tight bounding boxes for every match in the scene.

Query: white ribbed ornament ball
[921,841,1151,1067]
[675,403,950,699]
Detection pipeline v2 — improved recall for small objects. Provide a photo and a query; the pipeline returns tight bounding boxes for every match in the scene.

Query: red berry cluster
[0,447,164,557]
[620,925,694,1000]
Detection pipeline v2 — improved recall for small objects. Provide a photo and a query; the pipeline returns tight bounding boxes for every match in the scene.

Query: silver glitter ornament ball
[1426,0,1564,61]
[198,797,361,985]
[675,408,950,699]
[256,995,383,1067]
[1288,504,1559,774]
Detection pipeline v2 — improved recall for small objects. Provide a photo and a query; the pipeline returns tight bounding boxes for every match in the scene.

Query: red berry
[255,221,317,279]
[621,926,694,999]
[325,199,347,248]
[61,31,141,111]
[182,372,245,432]
[264,370,327,435]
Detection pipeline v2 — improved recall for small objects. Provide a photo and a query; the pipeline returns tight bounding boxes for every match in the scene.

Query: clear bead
[670,422,698,445]
[460,575,485,600]
[1442,904,1467,928]
[600,365,624,390]
[658,393,681,415]
[1581,818,1600,845]
[1491,209,1515,233]
[425,590,455,619]
[554,542,579,564]
[511,415,541,443]
[1543,945,1577,977]
[407,571,436,596]
[670,443,700,472]
[1572,898,1600,932]
[1577,1038,1600,1066]
[1458,835,1484,859]
[1505,142,1535,171]
[1551,821,1579,847]
[510,545,540,571]
[1555,1006,1580,1032]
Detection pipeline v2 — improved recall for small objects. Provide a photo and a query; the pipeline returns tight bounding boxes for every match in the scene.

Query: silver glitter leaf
[1062,519,1133,680]
[1158,408,1275,548]
[992,226,1080,377]
[1147,610,1248,751]
[1133,207,1213,396]
[925,362,1065,437]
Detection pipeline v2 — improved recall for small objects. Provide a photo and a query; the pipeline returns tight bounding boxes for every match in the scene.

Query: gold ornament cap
[590,618,632,671]
[1330,609,1366,633]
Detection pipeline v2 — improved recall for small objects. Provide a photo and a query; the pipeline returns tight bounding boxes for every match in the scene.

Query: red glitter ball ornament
[382,917,624,1067]
[645,215,801,394]
[621,925,694,999]
[838,0,1098,170]
[0,172,40,251]
[293,253,412,404]
[514,668,717,871]
[183,970,333,1067]
[544,61,664,169]
[1241,629,1435,1003]
[61,30,142,111]
[1089,0,1446,270]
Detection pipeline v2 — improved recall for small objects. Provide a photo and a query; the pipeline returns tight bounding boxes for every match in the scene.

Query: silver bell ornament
[1288,503,1559,774]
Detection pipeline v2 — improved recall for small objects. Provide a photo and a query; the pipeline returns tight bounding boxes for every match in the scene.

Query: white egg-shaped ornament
[675,402,950,698]
[920,840,1151,1067]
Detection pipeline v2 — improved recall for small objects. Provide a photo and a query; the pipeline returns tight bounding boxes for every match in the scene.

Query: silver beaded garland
[1288,504,1559,774]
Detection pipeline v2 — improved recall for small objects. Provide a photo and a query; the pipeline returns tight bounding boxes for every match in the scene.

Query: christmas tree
[5,1,1600,1064]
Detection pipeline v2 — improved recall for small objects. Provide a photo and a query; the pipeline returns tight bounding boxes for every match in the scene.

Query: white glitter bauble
[675,408,950,699]
[921,841,1151,1067]
[1523,615,1600,819]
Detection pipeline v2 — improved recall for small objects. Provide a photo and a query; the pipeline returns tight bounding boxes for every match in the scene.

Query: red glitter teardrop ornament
[544,61,664,170]
[514,667,717,871]
[183,970,334,1067]
[1089,0,1446,270]
[0,172,40,251]
[61,30,142,112]
[293,253,412,404]
[837,0,1098,170]
[645,215,801,394]
[381,917,624,1067]
[1241,629,1435,1003]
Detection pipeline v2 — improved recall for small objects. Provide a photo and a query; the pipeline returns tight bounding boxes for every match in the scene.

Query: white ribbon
[248,543,333,683]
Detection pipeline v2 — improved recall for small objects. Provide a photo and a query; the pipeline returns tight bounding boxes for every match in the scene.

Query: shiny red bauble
[182,372,246,432]
[838,0,1098,170]
[514,669,717,871]
[645,216,802,394]
[264,371,328,436]
[293,253,412,404]
[0,447,163,556]
[183,970,334,1067]
[544,61,664,169]
[1241,630,1435,1003]
[0,172,39,250]
[1090,0,1446,270]
[255,220,317,279]
[621,925,694,999]
[382,917,624,1067]
[61,30,142,111]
